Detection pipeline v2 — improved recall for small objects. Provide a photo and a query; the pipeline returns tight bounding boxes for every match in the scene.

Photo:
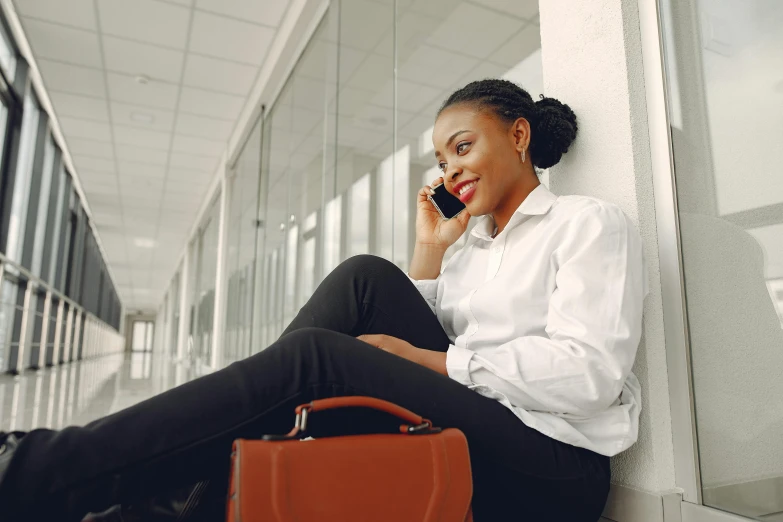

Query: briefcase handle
[262,396,441,441]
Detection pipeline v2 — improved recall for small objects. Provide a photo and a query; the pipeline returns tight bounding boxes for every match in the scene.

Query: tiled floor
[0,352,202,432]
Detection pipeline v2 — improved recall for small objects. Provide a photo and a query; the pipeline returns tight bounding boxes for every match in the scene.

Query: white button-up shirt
[410,184,647,457]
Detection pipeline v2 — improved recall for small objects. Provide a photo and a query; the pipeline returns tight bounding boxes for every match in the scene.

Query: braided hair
[438,79,577,169]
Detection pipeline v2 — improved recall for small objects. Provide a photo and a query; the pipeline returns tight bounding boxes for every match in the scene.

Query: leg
[2,328,607,522]
[282,254,451,352]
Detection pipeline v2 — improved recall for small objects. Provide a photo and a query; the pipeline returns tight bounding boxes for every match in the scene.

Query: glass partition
[661,0,783,518]
[220,0,543,356]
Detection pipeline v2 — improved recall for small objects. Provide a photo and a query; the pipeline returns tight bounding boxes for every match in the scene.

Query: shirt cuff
[446,344,474,386]
[406,274,439,301]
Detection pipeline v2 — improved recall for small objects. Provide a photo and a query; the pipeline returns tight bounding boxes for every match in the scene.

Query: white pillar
[62,305,74,362]
[539,0,674,496]
[15,280,34,373]
[176,251,190,361]
[211,171,230,369]
[72,310,83,361]
[37,290,52,369]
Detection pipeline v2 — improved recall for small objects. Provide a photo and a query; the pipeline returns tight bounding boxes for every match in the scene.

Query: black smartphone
[428,183,466,220]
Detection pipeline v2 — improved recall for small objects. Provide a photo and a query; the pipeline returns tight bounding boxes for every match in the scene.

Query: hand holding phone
[427,183,466,220]
[415,178,470,250]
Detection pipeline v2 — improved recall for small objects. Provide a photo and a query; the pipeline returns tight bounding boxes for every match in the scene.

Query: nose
[446,164,462,182]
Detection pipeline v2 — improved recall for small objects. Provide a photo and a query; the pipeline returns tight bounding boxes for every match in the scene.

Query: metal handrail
[0,250,113,328]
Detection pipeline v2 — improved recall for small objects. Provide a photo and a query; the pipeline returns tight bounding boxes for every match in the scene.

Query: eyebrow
[434,129,471,158]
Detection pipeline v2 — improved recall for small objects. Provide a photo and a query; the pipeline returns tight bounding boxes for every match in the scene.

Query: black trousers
[3,255,610,521]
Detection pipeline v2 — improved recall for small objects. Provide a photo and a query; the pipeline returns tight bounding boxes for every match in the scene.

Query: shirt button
[492,246,502,254]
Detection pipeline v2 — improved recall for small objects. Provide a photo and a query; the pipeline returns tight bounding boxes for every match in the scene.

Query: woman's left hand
[357,334,448,376]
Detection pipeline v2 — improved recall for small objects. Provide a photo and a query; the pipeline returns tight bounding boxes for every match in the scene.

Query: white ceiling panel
[114,144,169,166]
[65,137,115,160]
[169,153,219,172]
[37,59,106,98]
[175,113,233,141]
[49,91,109,122]
[195,0,287,26]
[71,155,116,172]
[22,19,102,68]
[489,24,541,68]
[102,36,185,83]
[470,0,539,20]
[118,162,167,180]
[97,0,190,49]
[183,54,258,95]
[188,11,275,65]
[16,0,98,31]
[113,125,172,150]
[172,134,225,156]
[110,102,175,133]
[106,72,179,110]
[179,87,244,120]
[426,4,520,60]
[59,117,112,142]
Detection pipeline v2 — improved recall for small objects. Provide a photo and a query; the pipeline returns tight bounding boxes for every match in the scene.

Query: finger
[430,176,444,187]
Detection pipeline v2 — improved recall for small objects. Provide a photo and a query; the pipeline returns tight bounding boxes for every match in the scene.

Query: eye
[456,141,471,154]
[438,162,446,172]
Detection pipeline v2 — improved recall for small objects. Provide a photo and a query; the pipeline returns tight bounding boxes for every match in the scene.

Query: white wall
[539,0,677,494]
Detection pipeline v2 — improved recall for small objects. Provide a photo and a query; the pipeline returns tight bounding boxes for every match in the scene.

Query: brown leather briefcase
[226,396,473,522]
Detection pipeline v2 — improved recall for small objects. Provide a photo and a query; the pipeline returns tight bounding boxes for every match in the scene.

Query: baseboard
[702,475,783,519]
[602,484,683,522]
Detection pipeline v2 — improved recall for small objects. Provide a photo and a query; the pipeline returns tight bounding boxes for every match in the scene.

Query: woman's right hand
[415,177,471,250]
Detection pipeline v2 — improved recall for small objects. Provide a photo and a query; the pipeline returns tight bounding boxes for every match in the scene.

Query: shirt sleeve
[407,274,439,314]
[446,204,647,417]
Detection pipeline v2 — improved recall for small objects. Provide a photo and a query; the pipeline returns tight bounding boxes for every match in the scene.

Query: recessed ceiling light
[131,111,155,124]
[135,74,150,85]
[134,237,156,248]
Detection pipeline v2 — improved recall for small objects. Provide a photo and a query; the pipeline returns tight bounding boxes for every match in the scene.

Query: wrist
[414,241,448,254]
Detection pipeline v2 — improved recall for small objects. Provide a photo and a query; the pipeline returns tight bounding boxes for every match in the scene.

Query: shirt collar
[470,184,558,241]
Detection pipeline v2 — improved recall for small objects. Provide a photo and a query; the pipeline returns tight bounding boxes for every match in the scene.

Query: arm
[446,205,647,416]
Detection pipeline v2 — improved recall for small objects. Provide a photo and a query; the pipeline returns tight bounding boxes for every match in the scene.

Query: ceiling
[12,0,291,311]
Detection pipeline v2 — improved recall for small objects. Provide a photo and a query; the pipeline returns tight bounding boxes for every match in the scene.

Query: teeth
[459,181,477,195]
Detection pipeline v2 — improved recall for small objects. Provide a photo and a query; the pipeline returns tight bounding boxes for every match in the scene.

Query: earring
[520,149,526,163]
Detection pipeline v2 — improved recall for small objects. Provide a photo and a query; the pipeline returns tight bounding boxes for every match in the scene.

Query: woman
[0,79,645,521]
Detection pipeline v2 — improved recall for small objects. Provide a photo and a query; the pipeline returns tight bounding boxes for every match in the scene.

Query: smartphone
[428,183,466,220]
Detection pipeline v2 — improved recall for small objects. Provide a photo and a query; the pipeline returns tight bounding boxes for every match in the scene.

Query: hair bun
[530,96,578,169]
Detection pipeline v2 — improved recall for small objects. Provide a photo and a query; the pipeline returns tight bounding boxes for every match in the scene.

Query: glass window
[30,133,56,276]
[322,195,342,276]
[661,0,783,518]
[5,91,41,264]
[0,19,16,83]
[348,173,370,257]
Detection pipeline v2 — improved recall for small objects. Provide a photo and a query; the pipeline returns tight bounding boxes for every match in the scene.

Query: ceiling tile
[179,86,244,120]
[470,0,538,20]
[59,117,112,142]
[195,0,287,26]
[97,0,190,49]
[175,113,233,141]
[426,3,521,60]
[110,101,175,133]
[16,0,98,30]
[37,59,106,98]
[22,18,102,68]
[115,144,169,165]
[188,11,275,65]
[65,137,114,159]
[172,134,225,156]
[71,155,115,172]
[169,153,218,172]
[102,36,185,83]
[49,91,109,121]
[489,24,541,68]
[78,169,117,185]
[113,125,171,150]
[118,161,166,179]
[164,0,193,5]
[182,54,258,96]
[106,72,178,109]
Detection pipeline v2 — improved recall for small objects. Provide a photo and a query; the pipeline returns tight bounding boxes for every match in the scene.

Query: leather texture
[226,396,473,522]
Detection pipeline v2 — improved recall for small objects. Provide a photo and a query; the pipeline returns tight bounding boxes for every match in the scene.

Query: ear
[510,117,531,153]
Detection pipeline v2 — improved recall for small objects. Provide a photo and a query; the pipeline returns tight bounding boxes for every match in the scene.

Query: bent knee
[335,254,404,280]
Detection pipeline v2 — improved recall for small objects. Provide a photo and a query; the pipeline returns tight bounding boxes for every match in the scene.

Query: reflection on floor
[0,351,204,432]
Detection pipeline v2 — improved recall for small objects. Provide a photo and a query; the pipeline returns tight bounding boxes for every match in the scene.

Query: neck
[492,175,540,235]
